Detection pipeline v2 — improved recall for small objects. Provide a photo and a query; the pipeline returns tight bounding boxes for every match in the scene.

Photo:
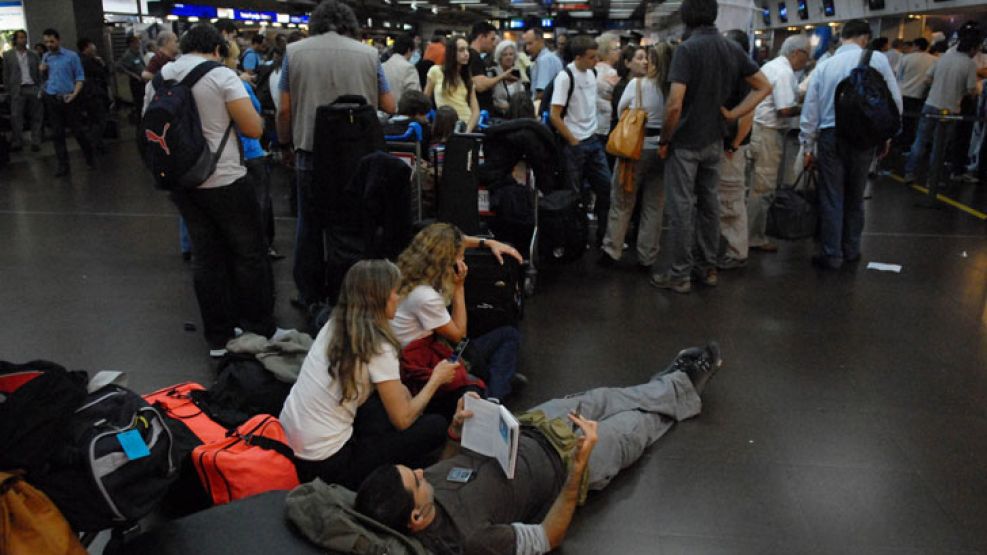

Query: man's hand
[63,93,77,104]
[803,151,815,169]
[568,413,598,470]
[450,391,481,436]
[486,239,523,264]
[568,136,580,147]
[720,106,737,124]
[240,72,255,84]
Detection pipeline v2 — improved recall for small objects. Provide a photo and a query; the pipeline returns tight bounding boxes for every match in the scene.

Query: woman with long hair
[424,35,480,131]
[392,223,524,401]
[600,43,674,271]
[280,260,456,489]
[610,45,649,132]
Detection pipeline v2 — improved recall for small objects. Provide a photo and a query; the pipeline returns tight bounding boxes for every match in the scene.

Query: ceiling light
[570,10,592,16]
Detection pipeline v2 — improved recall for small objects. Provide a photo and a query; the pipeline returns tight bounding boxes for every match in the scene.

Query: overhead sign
[103,0,138,14]
[289,14,309,24]
[171,3,217,17]
[234,9,276,21]
[0,0,25,31]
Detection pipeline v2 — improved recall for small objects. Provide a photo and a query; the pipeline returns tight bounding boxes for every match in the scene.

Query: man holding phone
[40,28,95,177]
[356,342,722,555]
[469,21,517,113]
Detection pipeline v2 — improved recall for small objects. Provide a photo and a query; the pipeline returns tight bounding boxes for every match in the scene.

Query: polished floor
[2,134,987,555]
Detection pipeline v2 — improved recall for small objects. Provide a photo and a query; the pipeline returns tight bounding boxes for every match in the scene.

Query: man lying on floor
[354,343,723,555]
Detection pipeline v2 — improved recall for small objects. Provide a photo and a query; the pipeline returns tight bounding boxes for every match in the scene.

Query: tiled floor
[2,137,986,555]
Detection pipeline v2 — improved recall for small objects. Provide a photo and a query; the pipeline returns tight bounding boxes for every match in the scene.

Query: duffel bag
[767,169,818,241]
[192,414,299,506]
[1,471,87,555]
[0,360,88,474]
[538,189,587,263]
[192,354,293,429]
[144,382,228,445]
[34,385,182,531]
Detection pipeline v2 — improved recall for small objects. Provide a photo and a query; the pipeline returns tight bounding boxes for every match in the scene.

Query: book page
[461,397,517,478]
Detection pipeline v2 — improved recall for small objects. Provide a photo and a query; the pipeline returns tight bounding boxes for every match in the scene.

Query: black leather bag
[767,169,818,241]
[464,248,523,338]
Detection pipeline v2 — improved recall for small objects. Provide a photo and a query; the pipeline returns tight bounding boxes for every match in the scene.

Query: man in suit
[383,34,422,107]
[2,30,44,152]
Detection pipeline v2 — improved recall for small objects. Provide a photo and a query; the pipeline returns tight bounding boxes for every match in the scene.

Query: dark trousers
[815,128,874,262]
[246,157,275,247]
[949,95,977,173]
[465,326,521,401]
[662,141,723,281]
[293,395,447,490]
[83,93,110,151]
[898,96,925,148]
[293,166,329,306]
[563,136,612,243]
[170,175,276,348]
[44,94,93,169]
[128,78,145,120]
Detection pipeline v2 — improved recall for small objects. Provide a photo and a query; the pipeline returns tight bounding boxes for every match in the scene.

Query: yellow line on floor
[886,174,987,221]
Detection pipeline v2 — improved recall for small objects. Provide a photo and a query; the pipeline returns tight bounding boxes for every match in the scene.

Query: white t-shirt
[551,63,598,142]
[142,54,248,189]
[390,285,451,347]
[279,320,401,461]
[754,55,799,129]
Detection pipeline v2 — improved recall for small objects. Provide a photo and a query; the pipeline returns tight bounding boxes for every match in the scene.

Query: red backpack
[192,414,299,506]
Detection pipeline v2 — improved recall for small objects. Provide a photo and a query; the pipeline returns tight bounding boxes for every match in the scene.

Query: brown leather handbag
[606,77,648,161]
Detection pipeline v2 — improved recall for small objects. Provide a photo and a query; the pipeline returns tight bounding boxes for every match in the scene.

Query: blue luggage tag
[117,429,151,460]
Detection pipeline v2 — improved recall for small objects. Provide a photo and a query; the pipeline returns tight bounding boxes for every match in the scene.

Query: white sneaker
[209,348,228,358]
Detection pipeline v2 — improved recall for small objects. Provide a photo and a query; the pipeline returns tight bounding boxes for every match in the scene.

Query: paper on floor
[866,262,902,273]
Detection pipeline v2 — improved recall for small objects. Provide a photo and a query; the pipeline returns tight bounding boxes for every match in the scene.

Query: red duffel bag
[143,382,229,445]
[192,414,299,506]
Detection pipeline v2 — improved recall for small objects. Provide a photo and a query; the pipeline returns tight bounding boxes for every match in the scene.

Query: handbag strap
[634,77,643,110]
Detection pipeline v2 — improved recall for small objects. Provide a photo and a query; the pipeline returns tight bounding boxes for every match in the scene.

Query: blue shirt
[531,47,563,98]
[242,48,261,72]
[277,54,390,96]
[799,43,903,150]
[241,82,265,161]
[42,48,85,96]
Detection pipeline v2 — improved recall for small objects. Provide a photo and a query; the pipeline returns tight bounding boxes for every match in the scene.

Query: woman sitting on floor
[391,223,524,405]
[280,260,456,489]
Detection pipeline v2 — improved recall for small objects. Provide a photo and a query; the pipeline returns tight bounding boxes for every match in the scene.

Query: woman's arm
[462,236,524,264]
[375,360,457,430]
[424,74,435,99]
[466,88,480,132]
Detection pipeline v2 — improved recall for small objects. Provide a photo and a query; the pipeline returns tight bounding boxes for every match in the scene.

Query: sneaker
[268,246,285,260]
[209,348,228,358]
[653,343,723,394]
[952,172,979,184]
[650,273,691,294]
[697,268,718,287]
[718,257,747,271]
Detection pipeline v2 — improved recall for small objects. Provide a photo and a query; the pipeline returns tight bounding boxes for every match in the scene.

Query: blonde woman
[424,36,480,131]
[391,223,523,400]
[280,260,457,489]
[600,43,674,270]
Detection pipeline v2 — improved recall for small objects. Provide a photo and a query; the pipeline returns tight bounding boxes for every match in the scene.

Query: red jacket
[399,335,486,395]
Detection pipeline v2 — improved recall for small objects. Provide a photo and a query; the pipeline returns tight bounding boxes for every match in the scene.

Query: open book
[461,396,520,479]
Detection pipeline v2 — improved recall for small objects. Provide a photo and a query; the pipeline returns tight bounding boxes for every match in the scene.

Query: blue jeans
[815,128,874,262]
[170,175,275,348]
[564,136,612,242]
[465,326,521,401]
[905,104,957,177]
[178,217,192,254]
[292,152,329,306]
[661,141,723,281]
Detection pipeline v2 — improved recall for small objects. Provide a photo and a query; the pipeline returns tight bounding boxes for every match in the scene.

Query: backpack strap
[859,48,874,68]
[561,67,576,119]
[247,434,298,463]
[180,60,224,89]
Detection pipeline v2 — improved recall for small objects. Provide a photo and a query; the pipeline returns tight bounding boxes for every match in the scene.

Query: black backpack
[835,49,901,149]
[190,354,292,429]
[139,61,236,190]
[538,189,588,263]
[34,385,183,531]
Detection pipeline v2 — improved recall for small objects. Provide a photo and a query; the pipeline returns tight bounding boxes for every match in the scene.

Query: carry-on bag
[538,189,588,263]
[464,248,523,338]
[1,471,87,555]
[192,414,299,506]
[192,354,293,429]
[143,382,229,445]
[767,169,818,240]
[437,133,483,235]
[35,385,181,531]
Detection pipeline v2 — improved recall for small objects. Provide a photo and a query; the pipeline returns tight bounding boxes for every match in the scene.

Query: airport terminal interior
[3,0,987,552]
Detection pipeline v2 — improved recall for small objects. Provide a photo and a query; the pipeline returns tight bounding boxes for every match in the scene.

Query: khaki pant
[717,144,749,262]
[601,146,665,266]
[747,123,787,247]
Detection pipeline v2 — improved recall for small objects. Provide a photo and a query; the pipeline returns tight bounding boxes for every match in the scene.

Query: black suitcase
[437,133,482,235]
[538,189,588,263]
[464,248,523,338]
[767,170,818,240]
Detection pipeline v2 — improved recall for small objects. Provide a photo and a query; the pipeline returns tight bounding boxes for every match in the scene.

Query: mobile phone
[449,339,470,363]
[511,68,521,78]
[570,401,582,432]
[446,467,475,483]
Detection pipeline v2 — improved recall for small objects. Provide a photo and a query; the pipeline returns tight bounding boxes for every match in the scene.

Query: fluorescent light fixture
[450,0,481,3]
[570,10,592,16]
[165,14,178,20]
[187,15,198,21]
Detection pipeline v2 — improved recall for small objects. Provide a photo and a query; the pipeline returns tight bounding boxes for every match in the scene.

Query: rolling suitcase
[437,133,483,235]
[464,248,523,338]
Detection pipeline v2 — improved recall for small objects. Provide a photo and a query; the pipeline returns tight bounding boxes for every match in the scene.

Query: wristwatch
[479,239,487,249]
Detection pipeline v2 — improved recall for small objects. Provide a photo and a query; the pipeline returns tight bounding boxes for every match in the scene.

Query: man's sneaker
[718,257,747,271]
[952,172,979,184]
[650,273,691,294]
[209,348,228,358]
[652,346,704,380]
[653,342,723,393]
[697,268,718,287]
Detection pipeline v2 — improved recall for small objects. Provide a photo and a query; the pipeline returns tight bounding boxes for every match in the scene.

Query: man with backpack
[141,24,279,357]
[549,35,612,245]
[800,19,902,270]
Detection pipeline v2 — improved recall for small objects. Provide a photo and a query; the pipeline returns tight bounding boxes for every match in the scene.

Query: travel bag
[437,133,483,235]
[767,169,818,240]
[835,49,901,149]
[1,471,87,555]
[538,189,588,263]
[143,382,229,445]
[192,354,293,429]
[464,248,523,338]
[191,414,299,506]
[35,385,182,531]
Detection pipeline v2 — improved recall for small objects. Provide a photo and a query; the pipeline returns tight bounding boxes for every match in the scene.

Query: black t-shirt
[469,48,496,112]
[416,430,565,555]
[667,26,759,150]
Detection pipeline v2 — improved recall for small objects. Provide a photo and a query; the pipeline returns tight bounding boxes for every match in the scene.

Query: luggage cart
[432,130,540,296]
[384,121,426,223]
